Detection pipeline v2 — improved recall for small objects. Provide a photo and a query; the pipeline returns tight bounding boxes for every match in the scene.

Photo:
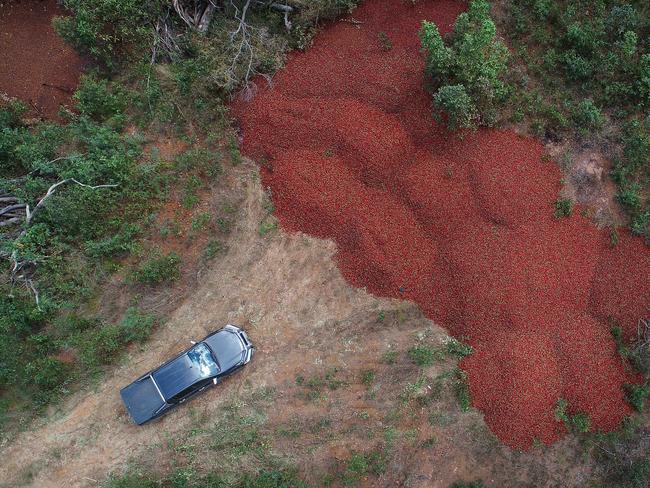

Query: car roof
[152,343,218,400]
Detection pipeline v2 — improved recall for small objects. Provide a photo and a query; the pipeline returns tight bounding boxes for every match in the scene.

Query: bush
[73,76,128,122]
[572,99,603,129]
[408,345,443,367]
[450,482,486,488]
[554,198,573,218]
[433,85,478,130]
[132,251,181,285]
[625,384,650,412]
[420,0,509,130]
[54,0,166,68]
[120,308,156,344]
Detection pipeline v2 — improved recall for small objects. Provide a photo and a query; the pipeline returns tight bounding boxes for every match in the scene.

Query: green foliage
[343,450,387,485]
[202,239,223,260]
[450,482,486,488]
[53,0,166,68]
[408,345,443,367]
[554,197,573,218]
[105,468,308,488]
[571,99,603,130]
[73,75,128,123]
[420,0,510,129]
[360,369,376,387]
[453,369,472,412]
[445,337,473,357]
[555,398,591,433]
[505,1,650,233]
[132,251,181,285]
[625,384,650,412]
[433,85,478,130]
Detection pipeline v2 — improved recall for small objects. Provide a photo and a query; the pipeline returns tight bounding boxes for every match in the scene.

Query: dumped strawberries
[231,0,646,449]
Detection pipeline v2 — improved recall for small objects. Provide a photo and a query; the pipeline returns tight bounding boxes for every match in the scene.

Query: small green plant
[555,398,590,433]
[572,99,603,129]
[382,350,398,365]
[228,135,242,165]
[378,31,392,51]
[132,251,181,285]
[361,369,376,387]
[445,337,473,357]
[554,197,573,218]
[202,239,223,260]
[450,481,486,488]
[453,369,471,412]
[625,384,650,412]
[408,345,443,367]
[259,220,278,237]
[190,212,212,234]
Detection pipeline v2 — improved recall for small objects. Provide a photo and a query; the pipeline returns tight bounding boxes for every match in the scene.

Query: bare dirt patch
[0,0,84,118]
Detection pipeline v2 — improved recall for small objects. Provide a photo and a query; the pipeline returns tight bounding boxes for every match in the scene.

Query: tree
[420,0,509,130]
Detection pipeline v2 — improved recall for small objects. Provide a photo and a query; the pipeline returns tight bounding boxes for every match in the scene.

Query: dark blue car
[120,325,254,425]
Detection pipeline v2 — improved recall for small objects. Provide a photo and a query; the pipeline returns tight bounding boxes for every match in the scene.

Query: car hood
[204,329,245,371]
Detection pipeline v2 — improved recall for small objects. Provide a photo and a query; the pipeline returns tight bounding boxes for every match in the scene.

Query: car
[120,324,254,425]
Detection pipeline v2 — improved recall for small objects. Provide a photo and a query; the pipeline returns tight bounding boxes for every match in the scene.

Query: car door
[169,378,214,404]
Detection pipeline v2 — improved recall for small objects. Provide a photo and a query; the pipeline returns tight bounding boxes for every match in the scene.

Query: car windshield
[187,343,219,378]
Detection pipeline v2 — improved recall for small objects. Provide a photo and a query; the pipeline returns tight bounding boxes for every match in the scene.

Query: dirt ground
[0,158,612,488]
[0,0,84,118]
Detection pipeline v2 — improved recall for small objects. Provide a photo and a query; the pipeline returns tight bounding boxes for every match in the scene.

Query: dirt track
[0,161,392,486]
[0,0,83,117]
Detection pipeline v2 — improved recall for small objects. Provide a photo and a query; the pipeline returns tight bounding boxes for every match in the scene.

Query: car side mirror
[213,378,218,385]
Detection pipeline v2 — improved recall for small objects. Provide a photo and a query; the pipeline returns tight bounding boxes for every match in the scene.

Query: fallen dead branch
[1,178,118,309]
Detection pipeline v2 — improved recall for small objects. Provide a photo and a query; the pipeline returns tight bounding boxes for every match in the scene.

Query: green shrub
[554,197,573,218]
[572,99,603,129]
[445,337,473,357]
[120,308,156,343]
[450,482,486,488]
[555,398,590,433]
[73,76,128,122]
[433,85,478,130]
[132,251,181,285]
[24,357,70,391]
[420,0,510,130]
[453,369,472,412]
[625,384,650,412]
[54,0,166,68]
[408,345,443,367]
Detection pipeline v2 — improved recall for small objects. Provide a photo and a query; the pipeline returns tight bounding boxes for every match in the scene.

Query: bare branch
[0,178,118,309]
[26,178,118,225]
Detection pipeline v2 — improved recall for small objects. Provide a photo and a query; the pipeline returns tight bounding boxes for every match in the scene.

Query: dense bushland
[503,0,650,235]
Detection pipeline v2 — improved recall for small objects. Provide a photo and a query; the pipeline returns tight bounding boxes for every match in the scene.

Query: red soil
[231,0,648,449]
[0,0,83,118]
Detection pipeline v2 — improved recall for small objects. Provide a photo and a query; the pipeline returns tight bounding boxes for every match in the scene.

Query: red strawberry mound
[231,0,649,449]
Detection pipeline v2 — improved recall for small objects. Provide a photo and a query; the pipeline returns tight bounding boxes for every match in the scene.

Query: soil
[0,0,84,118]
[231,0,650,449]
[0,159,610,488]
